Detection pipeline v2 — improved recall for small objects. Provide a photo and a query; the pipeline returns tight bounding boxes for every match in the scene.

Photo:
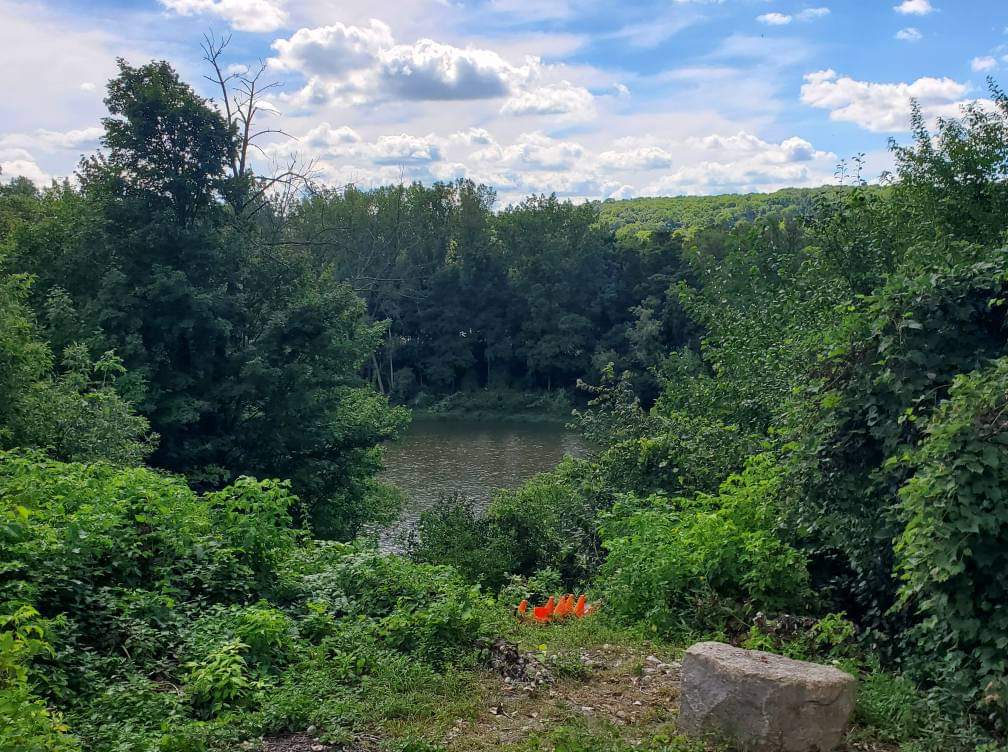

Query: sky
[1,0,1006,204]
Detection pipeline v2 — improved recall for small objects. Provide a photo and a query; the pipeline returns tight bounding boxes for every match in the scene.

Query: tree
[6,61,405,537]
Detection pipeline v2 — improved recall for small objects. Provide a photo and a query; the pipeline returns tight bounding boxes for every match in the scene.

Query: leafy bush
[895,356,1008,724]
[185,640,258,717]
[0,606,78,752]
[599,454,810,634]
[410,460,604,590]
[786,251,1008,628]
[408,493,517,590]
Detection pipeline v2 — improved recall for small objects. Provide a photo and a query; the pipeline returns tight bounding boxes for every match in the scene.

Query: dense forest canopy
[2,53,1008,752]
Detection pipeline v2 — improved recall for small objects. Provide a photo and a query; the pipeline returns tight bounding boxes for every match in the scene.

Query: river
[379,417,590,548]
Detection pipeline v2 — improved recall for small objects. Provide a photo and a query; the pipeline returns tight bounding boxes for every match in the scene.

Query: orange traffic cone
[574,595,586,618]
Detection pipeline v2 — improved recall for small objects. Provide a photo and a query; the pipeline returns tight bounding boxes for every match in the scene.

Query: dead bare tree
[200,31,317,217]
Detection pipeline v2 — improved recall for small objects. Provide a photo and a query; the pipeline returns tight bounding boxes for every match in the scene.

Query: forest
[2,55,1008,752]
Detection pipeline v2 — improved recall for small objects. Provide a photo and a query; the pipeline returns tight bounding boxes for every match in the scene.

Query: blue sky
[1,0,1006,202]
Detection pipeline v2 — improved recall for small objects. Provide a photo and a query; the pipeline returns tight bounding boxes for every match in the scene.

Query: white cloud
[687,132,832,162]
[471,132,585,170]
[368,134,442,164]
[757,8,829,26]
[80,82,96,92]
[894,0,934,15]
[260,120,841,203]
[0,148,51,184]
[896,27,923,42]
[757,13,792,26]
[796,7,831,20]
[269,123,441,164]
[0,126,104,152]
[972,56,998,72]
[158,0,288,32]
[801,69,971,132]
[449,128,496,146]
[269,20,583,114]
[377,39,529,101]
[597,146,676,170]
[269,20,394,78]
[500,81,595,119]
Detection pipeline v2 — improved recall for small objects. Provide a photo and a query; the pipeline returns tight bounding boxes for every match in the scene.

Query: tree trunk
[372,352,385,394]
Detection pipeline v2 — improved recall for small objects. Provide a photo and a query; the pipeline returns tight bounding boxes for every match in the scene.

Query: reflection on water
[378,417,590,548]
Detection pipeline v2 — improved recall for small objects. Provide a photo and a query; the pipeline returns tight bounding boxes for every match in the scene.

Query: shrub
[0,605,78,752]
[184,640,258,717]
[409,461,604,590]
[895,356,1008,725]
[408,493,517,590]
[599,454,810,634]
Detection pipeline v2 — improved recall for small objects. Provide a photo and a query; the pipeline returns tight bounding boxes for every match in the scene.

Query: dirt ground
[443,644,682,751]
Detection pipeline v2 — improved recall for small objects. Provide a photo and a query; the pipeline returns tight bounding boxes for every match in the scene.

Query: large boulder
[679,641,856,751]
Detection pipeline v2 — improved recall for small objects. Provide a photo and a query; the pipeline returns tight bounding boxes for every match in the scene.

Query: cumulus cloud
[800,69,971,132]
[268,122,442,164]
[269,19,592,117]
[972,56,998,72]
[894,0,934,15]
[896,27,922,42]
[471,132,585,170]
[158,0,288,32]
[500,81,595,119]
[263,122,839,203]
[0,148,51,184]
[378,40,527,101]
[0,126,104,152]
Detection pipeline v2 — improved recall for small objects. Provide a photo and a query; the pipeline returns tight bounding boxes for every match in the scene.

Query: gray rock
[679,641,856,752]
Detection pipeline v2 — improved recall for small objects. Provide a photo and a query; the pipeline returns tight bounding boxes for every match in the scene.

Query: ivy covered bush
[896,356,1008,727]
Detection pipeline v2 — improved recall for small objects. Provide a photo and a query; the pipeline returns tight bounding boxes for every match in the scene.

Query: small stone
[633,700,643,706]
[306,725,317,735]
[581,706,594,714]
[646,655,662,665]
[310,746,325,752]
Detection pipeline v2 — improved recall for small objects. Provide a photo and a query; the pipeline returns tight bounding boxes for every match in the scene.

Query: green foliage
[787,252,1008,626]
[0,606,78,752]
[409,493,518,590]
[0,259,153,466]
[184,640,257,716]
[599,187,849,237]
[599,455,810,634]
[411,460,604,590]
[5,61,405,539]
[895,356,1008,724]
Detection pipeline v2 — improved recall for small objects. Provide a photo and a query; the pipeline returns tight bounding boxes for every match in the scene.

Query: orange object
[544,595,555,617]
[532,605,551,623]
[517,599,529,617]
[554,595,572,619]
[574,595,586,618]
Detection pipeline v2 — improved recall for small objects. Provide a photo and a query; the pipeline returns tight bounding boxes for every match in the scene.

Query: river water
[379,417,590,547]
